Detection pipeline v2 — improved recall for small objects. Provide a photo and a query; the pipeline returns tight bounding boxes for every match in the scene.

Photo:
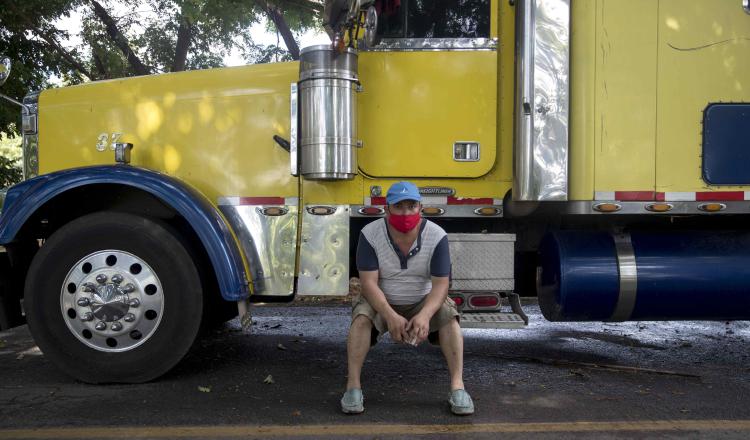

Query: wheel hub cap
[60,250,164,352]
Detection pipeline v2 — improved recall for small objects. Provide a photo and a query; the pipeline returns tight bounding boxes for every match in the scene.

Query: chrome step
[460,312,527,329]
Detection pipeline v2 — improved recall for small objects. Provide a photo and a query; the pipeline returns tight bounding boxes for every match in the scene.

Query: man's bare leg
[438,318,465,391]
[346,315,373,390]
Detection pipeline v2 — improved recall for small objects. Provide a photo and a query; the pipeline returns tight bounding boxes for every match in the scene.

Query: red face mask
[388,212,421,233]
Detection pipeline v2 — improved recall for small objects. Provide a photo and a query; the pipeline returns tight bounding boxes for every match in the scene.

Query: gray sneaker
[448,389,474,415]
[341,388,364,414]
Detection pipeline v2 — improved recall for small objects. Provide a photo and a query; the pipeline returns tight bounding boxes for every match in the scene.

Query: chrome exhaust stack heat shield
[514,0,570,201]
[298,45,360,180]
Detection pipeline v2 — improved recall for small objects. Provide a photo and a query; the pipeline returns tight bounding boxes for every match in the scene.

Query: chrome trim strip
[351,204,503,218]
[22,92,40,180]
[563,201,750,215]
[360,38,498,52]
[610,234,637,322]
[290,83,298,177]
[514,0,570,201]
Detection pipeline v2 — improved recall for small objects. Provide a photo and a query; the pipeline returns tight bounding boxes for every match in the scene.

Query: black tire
[25,211,203,383]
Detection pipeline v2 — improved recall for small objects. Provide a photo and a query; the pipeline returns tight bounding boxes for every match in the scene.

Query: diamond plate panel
[460,312,526,329]
[448,233,515,291]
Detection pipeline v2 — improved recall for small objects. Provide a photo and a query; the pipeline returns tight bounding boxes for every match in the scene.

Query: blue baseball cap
[386,181,421,205]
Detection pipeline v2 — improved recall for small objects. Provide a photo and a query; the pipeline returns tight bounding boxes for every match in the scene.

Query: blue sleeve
[356,232,379,271]
[430,236,451,277]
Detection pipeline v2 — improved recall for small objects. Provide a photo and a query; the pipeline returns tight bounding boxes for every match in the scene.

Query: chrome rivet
[81,312,94,321]
[95,321,107,331]
[82,282,96,293]
[128,298,140,307]
[111,322,123,331]
[77,298,90,307]
[124,313,135,322]
[122,283,136,293]
[96,274,108,284]
[111,274,124,284]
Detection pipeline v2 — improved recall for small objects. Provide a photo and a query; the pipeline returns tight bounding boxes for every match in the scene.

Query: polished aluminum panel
[299,78,358,180]
[610,234,637,322]
[361,38,498,52]
[514,0,570,201]
[297,205,350,296]
[218,204,298,296]
[22,92,39,179]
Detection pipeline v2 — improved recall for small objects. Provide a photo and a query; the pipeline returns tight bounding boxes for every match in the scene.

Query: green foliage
[0,131,22,188]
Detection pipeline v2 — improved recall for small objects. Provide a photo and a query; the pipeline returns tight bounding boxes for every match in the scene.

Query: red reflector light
[450,296,464,306]
[469,295,499,308]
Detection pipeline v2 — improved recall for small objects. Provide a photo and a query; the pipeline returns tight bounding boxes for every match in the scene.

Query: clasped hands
[386,311,430,346]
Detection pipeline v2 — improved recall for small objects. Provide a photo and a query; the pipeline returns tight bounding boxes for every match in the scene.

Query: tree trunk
[171,14,192,72]
[90,0,150,76]
[264,3,300,60]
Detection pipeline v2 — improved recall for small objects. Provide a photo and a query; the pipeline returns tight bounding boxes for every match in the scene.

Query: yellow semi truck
[0,0,749,383]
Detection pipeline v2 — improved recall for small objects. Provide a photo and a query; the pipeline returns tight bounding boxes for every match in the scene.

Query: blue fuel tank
[538,231,750,321]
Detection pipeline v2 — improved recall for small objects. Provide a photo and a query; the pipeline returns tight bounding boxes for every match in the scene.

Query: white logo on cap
[401,188,407,193]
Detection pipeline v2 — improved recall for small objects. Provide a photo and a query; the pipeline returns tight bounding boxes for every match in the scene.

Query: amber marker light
[260,207,288,216]
[421,207,445,216]
[698,203,726,212]
[473,207,501,216]
[307,206,336,215]
[646,203,673,212]
[358,207,384,216]
[593,203,622,213]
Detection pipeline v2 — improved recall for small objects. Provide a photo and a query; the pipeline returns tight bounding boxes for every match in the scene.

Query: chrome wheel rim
[60,250,165,352]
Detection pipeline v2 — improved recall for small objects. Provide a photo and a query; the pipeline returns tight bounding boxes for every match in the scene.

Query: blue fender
[0,165,250,301]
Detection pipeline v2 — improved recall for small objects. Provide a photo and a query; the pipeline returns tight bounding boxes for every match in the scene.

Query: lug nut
[81,312,94,321]
[128,298,140,308]
[77,298,91,307]
[122,283,136,293]
[82,282,96,293]
[96,274,108,284]
[95,321,107,331]
[111,274,124,284]
[124,313,135,322]
[111,322,123,331]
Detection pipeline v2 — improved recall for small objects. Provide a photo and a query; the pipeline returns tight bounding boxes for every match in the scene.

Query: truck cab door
[357,0,497,178]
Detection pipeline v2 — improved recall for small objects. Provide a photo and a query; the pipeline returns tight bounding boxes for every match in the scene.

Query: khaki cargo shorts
[351,294,460,346]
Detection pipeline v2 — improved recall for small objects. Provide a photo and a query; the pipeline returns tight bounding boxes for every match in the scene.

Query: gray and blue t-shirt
[356,218,450,305]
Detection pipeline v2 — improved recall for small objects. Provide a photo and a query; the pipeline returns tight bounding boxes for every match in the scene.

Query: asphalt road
[1,300,749,439]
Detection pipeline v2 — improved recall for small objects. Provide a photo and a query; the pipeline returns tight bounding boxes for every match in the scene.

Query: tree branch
[264,2,300,60]
[35,30,96,81]
[90,0,150,76]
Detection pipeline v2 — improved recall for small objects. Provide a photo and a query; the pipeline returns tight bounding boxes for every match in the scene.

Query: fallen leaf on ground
[292,410,301,416]
[277,343,287,351]
[198,386,211,393]
[264,375,275,384]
